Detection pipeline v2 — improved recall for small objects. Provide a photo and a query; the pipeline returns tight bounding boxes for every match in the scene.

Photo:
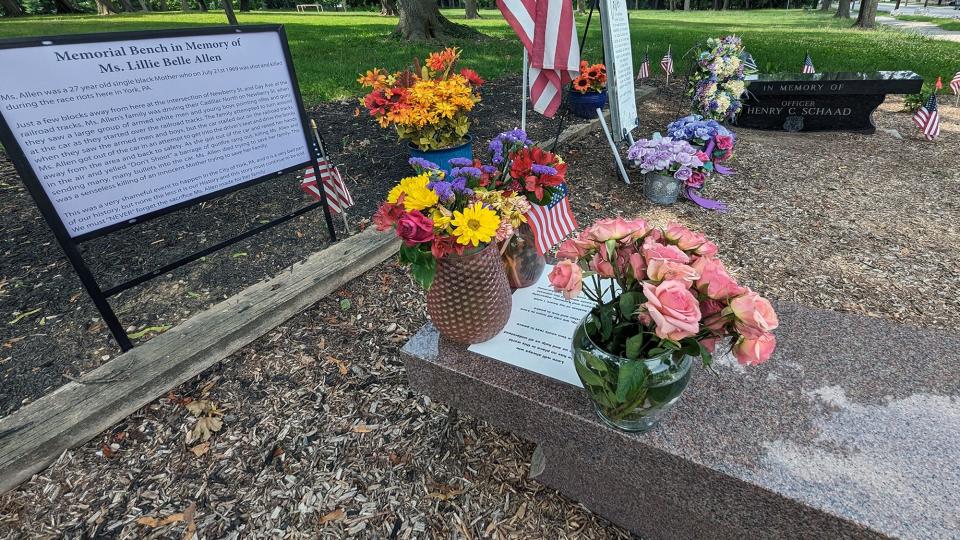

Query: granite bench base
[401,301,960,538]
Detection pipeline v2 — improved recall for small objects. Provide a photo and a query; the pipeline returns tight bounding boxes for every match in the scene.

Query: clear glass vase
[500,222,546,290]
[571,314,694,432]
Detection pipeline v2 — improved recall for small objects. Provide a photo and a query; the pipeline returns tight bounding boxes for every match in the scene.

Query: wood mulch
[1,81,958,538]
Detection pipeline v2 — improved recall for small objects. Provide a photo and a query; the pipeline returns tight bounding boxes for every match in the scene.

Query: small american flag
[302,157,354,213]
[802,53,815,74]
[527,184,577,255]
[741,51,758,73]
[637,49,650,80]
[912,93,940,141]
[950,71,960,95]
[660,46,673,75]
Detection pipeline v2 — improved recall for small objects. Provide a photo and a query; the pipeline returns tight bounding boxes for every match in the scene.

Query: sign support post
[521,48,529,131]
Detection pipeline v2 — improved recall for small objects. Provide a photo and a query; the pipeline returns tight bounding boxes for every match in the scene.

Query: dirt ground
[1,79,959,538]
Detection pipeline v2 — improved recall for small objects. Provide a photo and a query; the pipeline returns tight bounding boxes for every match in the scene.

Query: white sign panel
[469,266,594,387]
[598,0,639,141]
[0,29,311,238]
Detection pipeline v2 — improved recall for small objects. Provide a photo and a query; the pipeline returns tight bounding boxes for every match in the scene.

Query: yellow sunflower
[450,203,500,246]
[388,174,439,211]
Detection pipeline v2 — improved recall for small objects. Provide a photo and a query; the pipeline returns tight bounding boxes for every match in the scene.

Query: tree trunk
[721,0,728,9]
[137,0,151,10]
[854,0,877,27]
[894,0,900,7]
[223,0,237,22]
[0,0,24,16]
[819,0,831,10]
[196,0,208,11]
[380,0,397,14]
[239,0,249,11]
[835,0,849,16]
[54,0,84,12]
[95,0,117,13]
[180,0,188,9]
[464,0,478,18]
[576,0,585,12]
[682,0,689,8]
[392,0,479,39]
[157,0,166,9]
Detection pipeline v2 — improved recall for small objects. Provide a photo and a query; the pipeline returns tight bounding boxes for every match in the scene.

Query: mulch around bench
[1,82,957,538]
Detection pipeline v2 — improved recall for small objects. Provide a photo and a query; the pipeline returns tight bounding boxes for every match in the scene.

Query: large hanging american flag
[912,93,940,141]
[498,0,580,118]
[301,157,354,213]
[802,53,815,74]
[527,184,578,255]
[660,46,673,75]
[637,48,650,80]
[951,71,960,95]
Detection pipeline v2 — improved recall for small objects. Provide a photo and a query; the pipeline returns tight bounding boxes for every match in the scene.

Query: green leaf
[615,360,648,403]
[600,306,614,341]
[410,257,436,289]
[574,355,606,387]
[625,333,644,360]
[619,291,641,319]
[340,298,352,311]
[698,341,714,367]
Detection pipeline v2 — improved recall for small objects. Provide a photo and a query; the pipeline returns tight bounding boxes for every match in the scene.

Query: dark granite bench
[732,71,923,133]
[401,301,960,538]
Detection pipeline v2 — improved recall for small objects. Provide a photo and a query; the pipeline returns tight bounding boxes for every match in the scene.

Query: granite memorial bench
[732,71,923,133]
[402,301,960,538]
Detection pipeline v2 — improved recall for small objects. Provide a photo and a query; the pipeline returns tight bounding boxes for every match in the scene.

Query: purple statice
[531,164,558,176]
[450,166,482,179]
[626,136,704,175]
[409,157,439,172]
[447,157,474,168]
[488,129,532,164]
[428,180,455,202]
[481,165,498,175]
[449,176,474,197]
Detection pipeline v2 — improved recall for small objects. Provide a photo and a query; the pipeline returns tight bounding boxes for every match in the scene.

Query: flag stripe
[302,158,354,213]
[527,194,577,255]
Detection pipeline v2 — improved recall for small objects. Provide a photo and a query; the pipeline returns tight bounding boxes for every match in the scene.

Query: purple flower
[488,129,532,164]
[450,166,482,179]
[673,167,693,181]
[531,164,558,176]
[428,180,455,201]
[447,157,474,168]
[409,157,439,171]
[450,176,474,196]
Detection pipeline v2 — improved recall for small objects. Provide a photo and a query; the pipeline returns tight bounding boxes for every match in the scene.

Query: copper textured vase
[500,223,546,289]
[426,242,512,344]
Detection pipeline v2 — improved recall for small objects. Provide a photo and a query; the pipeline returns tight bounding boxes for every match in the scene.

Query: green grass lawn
[1,9,958,104]
[896,14,960,31]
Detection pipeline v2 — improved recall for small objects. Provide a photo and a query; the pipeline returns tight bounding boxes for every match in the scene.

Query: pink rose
[589,251,615,278]
[628,252,646,281]
[733,332,776,366]
[695,150,710,162]
[548,260,583,300]
[557,236,596,260]
[641,280,701,341]
[700,298,725,318]
[715,134,734,151]
[646,259,699,284]
[692,257,744,300]
[642,236,690,264]
[687,171,706,189]
[584,217,649,242]
[665,223,707,251]
[699,336,720,353]
[696,241,718,257]
[638,311,653,326]
[729,290,779,338]
[703,312,729,335]
[395,211,434,246]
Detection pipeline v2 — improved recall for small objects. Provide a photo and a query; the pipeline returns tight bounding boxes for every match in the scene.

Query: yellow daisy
[451,203,500,246]
[395,173,439,211]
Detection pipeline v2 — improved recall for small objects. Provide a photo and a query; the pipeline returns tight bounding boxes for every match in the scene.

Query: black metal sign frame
[0,25,338,351]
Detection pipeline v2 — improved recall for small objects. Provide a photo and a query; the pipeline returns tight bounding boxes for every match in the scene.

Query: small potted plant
[374,157,528,344]
[549,218,778,432]
[568,61,608,119]
[358,47,485,174]
[626,136,706,206]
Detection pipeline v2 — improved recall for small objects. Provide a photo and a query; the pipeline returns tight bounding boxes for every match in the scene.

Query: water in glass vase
[571,318,694,432]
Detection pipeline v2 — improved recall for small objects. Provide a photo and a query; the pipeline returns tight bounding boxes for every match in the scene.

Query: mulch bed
[1,78,958,538]
[0,75,559,417]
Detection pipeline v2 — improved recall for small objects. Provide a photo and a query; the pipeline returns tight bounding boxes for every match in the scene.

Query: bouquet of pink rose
[548,217,778,429]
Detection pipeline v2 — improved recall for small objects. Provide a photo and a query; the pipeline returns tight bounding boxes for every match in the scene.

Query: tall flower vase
[408,135,473,175]
[499,223,545,290]
[572,314,694,432]
[426,242,512,344]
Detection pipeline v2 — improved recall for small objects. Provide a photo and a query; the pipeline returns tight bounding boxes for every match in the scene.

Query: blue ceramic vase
[408,135,473,174]
[568,89,608,119]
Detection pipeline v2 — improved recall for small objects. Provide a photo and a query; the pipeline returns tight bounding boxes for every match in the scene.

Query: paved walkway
[876,15,960,42]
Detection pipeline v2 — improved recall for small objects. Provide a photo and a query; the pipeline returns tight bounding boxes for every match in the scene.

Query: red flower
[430,234,465,259]
[460,68,485,87]
[373,201,405,231]
[395,211,435,246]
[509,147,567,201]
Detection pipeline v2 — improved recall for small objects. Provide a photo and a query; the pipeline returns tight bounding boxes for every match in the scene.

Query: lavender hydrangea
[666,115,734,144]
[626,136,704,175]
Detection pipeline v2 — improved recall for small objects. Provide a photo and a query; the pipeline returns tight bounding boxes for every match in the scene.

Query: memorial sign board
[0,26,335,350]
[733,71,923,133]
[598,0,639,142]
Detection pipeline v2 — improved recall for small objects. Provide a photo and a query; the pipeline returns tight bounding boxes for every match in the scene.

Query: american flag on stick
[498,0,580,118]
[527,183,578,255]
[802,53,815,74]
[637,47,650,80]
[660,46,673,75]
[950,71,960,95]
[912,92,940,141]
[302,120,354,213]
